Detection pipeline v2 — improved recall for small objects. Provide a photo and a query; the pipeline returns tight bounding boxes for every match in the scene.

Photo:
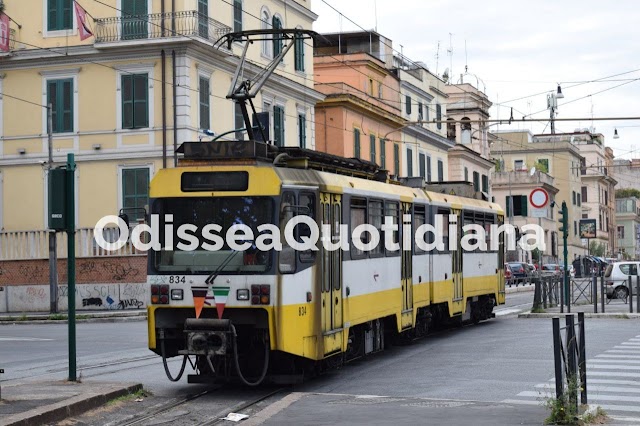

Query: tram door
[451,209,464,311]
[321,193,343,355]
[400,202,413,329]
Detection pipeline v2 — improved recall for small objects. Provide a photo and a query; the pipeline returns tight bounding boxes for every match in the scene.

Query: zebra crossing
[503,335,640,424]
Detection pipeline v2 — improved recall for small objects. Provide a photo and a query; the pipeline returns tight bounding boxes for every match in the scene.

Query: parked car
[507,262,529,284]
[604,262,639,299]
[542,264,561,277]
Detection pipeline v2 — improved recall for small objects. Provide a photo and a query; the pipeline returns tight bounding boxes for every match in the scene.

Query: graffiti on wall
[103,260,140,281]
[59,283,147,310]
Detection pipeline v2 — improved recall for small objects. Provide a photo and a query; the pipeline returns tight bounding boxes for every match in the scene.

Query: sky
[310,0,640,159]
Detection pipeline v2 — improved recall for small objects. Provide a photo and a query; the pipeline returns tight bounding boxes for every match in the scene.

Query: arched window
[272,15,283,58]
[294,28,304,72]
[261,8,271,57]
[461,117,471,144]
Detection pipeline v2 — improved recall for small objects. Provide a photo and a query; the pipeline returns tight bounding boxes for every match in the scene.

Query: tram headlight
[236,289,250,301]
[171,289,183,300]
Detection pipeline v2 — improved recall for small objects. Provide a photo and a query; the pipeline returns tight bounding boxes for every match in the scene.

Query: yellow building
[0,0,323,235]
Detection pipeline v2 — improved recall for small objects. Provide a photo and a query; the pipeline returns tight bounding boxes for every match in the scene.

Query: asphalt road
[2,291,638,423]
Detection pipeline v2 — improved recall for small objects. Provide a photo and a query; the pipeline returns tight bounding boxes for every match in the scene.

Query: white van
[604,262,639,299]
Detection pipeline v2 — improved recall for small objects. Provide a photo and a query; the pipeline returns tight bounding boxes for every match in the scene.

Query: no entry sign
[529,188,549,209]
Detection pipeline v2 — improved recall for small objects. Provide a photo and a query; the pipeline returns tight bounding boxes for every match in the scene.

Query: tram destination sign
[178,140,272,160]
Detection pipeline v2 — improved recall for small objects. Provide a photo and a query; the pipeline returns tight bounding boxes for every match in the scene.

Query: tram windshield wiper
[204,250,240,285]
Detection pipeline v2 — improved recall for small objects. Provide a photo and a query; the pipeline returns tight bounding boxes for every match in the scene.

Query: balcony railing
[94,11,231,44]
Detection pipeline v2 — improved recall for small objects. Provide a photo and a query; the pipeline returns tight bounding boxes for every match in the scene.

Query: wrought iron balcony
[94,11,231,44]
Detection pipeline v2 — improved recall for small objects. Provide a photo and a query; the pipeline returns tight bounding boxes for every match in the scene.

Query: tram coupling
[180,318,232,356]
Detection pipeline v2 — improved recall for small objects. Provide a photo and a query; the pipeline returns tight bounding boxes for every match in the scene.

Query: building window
[447,118,456,140]
[199,76,210,130]
[506,195,528,217]
[572,191,576,205]
[354,129,360,158]
[298,113,306,148]
[461,118,471,144]
[379,138,386,169]
[122,168,150,221]
[437,159,444,182]
[605,190,609,204]
[574,221,577,236]
[370,134,376,163]
[233,0,242,32]
[426,156,432,181]
[261,9,271,56]
[407,148,413,176]
[294,33,305,71]
[436,104,442,130]
[418,103,423,120]
[473,171,480,191]
[582,213,588,219]
[481,174,488,192]
[581,186,588,203]
[273,105,284,147]
[121,73,149,129]
[234,103,245,140]
[405,95,412,115]
[48,0,73,31]
[122,0,149,40]
[419,153,426,179]
[393,144,399,176]
[198,0,209,38]
[272,16,283,57]
[464,167,468,182]
[47,78,74,133]
[618,225,625,239]
[577,193,581,207]
[514,159,524,171]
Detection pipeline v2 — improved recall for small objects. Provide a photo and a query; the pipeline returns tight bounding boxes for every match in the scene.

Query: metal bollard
[637,276,640,314]
[630,276,634,314]
[552,317,564,401]
[566,314,578,412]
[593,275,597,314]
[600,275,605,313]
[0,368,3,400]
[578,312,587,405]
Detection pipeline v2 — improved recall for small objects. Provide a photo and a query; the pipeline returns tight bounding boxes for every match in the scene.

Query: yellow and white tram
[147,141,505,385]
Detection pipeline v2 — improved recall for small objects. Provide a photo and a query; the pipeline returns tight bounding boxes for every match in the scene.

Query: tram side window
[279,191,296,273]
[298,192,316,263]
[462,212,477,253]
[437,208,450,253]
[385,201,400,256]
[414,205,426,254]
[368,199,384,257]
[350,198,367,259]
[485,213,496,252]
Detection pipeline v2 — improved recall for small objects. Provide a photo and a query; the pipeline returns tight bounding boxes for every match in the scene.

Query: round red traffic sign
[529,188,549,209]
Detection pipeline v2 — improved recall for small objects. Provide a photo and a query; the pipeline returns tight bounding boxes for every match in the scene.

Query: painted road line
[501,399,542,406]
[613,346,640,350]
[535,384,640,394]
[596,354,640,359]
[589,359,640,364]
[0,337,54,341]
[517,391,640,403]
[587,364,640,370]
[609,415,640,422]
[586,371,640,378]
[621,342,640,346]
[606,350,640,354]
[494,307,525,317]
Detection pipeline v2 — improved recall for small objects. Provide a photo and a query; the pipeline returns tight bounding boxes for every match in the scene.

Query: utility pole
[47,103,58,314]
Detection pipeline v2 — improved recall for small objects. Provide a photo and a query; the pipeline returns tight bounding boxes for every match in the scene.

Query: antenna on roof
[435,40,440,74]
[447,32,454,84]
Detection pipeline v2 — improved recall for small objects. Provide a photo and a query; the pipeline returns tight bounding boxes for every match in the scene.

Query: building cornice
[316,94,405,127]
[429,85,449,98]
[399,80,434,102]
[402,124,454,151]
[274,0,319,21]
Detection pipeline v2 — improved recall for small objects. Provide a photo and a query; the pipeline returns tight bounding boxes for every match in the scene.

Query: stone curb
[505,284,535,294]
[0,316,147,325]
[1,383,143,426]
[518,311,640,319]
[0,311,147,325]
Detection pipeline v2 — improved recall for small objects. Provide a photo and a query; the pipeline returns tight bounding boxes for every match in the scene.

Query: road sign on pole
[530,188,549,209]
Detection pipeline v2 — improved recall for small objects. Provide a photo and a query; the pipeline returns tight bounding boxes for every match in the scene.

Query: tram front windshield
[151,197,274,274]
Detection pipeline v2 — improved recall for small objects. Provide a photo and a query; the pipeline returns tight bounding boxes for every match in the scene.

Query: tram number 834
[168,276,186,284]
[298,306,307,317]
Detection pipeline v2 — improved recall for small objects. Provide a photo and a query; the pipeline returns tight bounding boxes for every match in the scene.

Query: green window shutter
[506,196,511,217]
[48,0,58,31]
[274,106,284,147]
[198,0,209,38]
[298,114,306,148]
[199,76,210,130]
[419,153,426,178]
[233,0,243,32]
[436,104,442,130]
[122,0,148,39]
[47,79,74,133]
[122,74,134,129]
[438,160,444,182]
[427,157,432,181]
[294,35,305,71]
[379,138,386,169]
[272,17,283,57]
[122,73,148,129]
[370,135,376,163]
[354,129,360,158]
[393,143,399,176]
[122,168,150,221]
[48,0,73,31]
[521,195,528,217]
[62,0,72,29]
[407,148,413,176]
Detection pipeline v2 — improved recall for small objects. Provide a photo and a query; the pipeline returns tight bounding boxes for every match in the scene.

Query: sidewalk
[0,380,142,426]
[0,309,147,325]
[245,392,551,426]
[505,283,535,294]
[519,299,640,319]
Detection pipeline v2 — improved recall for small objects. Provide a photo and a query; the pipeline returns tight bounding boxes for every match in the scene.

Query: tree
[616,188,640,199]
[589,241,605,257]
[532,160,548,173]
[531,248,541,263]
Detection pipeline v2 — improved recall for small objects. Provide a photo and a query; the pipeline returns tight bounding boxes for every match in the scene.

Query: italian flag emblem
[211,286,231,319]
